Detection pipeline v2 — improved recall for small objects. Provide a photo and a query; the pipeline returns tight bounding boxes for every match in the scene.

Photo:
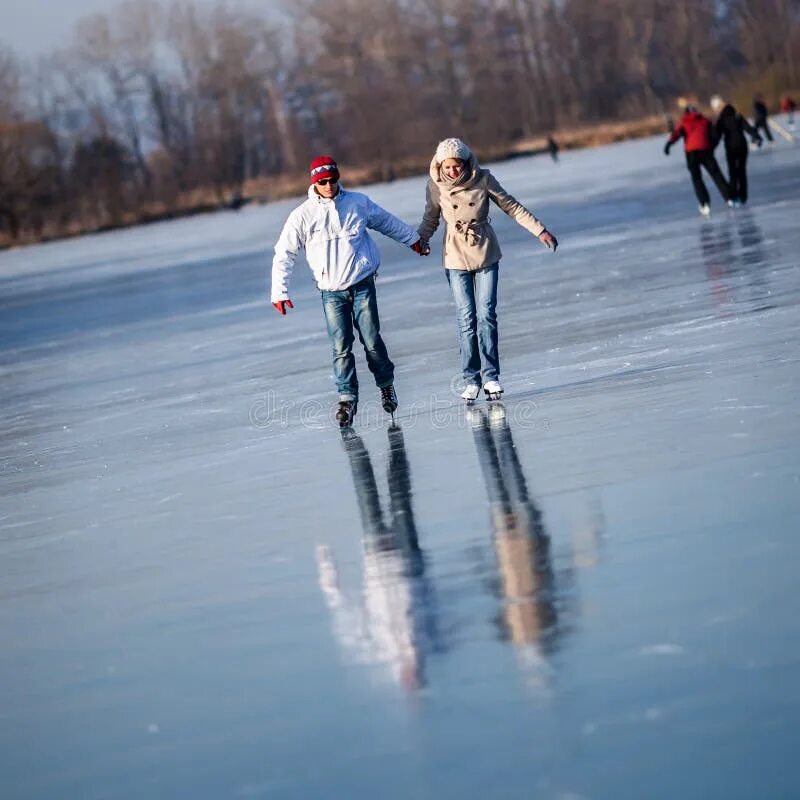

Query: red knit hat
[309,155,339,184]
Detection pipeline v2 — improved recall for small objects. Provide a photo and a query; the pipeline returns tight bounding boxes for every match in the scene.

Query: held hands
[663,141,672,156]
[272,299,294,315]
[538,230,558,252]
[411,238,430,256]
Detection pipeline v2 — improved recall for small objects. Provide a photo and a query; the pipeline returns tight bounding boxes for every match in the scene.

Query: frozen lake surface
[2,127,800,799]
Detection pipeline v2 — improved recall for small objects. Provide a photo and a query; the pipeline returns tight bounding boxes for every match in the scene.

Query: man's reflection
[468,405,561,677]
[316,426,441,692]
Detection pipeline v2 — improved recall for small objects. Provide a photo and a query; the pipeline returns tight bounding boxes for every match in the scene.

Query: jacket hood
[429,151,481,186]
[719,104,736,119]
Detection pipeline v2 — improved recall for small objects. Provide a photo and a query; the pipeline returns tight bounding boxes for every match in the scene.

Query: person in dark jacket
[710,95,762,206]
[753,95,774,142]
[664,104,733,216]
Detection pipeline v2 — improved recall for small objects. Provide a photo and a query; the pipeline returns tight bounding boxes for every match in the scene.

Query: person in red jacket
[780,95,796,129]
[664,104,733,217]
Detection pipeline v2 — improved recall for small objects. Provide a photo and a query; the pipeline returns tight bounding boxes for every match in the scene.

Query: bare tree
[72,11,153,188]
[2,0,798,245]
[736,0,800,88]
[0,47,64,240]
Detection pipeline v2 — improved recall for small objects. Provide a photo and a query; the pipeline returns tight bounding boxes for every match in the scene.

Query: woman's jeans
[321,274,393,400]
[446,263,499,386]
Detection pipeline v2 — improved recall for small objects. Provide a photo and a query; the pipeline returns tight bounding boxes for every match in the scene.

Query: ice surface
[2,122,800,799]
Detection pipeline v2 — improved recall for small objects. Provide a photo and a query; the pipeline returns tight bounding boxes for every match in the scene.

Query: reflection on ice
[570,495,606,570]
[316,410,605,692]
[699,211,773,315]
[469,404,566,682]
[316,426,443,692]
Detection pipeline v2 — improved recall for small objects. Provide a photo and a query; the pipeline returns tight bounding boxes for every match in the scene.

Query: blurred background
[1,0,798,247]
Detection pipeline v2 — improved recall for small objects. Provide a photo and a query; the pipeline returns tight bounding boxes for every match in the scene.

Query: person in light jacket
[271,155,428,427]
[417,138,558,403]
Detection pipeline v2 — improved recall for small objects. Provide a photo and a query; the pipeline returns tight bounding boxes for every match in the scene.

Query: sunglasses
[317,178,338,186]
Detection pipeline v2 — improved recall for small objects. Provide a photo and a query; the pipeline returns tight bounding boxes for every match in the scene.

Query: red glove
[273,299,294,315]
[538,230,558,252]
[411,238,430,256]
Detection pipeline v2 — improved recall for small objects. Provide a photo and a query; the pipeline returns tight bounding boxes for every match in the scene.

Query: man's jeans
[446,263,499,386]
[321,274,394,400]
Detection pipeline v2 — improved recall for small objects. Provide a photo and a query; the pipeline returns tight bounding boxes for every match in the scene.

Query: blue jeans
[321,275,394,400]
[446,263,499,386]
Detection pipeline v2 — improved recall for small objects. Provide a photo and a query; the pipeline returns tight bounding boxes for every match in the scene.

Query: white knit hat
[710,95,724,113]
[435,137,471,164]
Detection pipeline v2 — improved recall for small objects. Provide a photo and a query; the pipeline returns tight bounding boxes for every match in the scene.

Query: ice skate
[699,203,711,217]
[726,199,737,209]
[484,379,504,401]
[461,384,481,405]
[335,399,357,428]
[380,384,398,415]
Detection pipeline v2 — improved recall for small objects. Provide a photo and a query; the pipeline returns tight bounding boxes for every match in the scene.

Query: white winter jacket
[271,185,419,302]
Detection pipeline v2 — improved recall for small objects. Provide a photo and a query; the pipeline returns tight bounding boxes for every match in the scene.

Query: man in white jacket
[272,155,427,427]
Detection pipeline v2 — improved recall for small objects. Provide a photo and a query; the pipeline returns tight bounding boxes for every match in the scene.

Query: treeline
[1,0,798,245]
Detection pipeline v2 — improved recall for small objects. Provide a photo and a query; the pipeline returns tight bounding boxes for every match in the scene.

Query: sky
[1,0,276,57]
[1,0,125,55]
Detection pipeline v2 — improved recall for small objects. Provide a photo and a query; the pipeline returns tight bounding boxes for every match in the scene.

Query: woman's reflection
[316,426,441,692]
[468,405,562,677]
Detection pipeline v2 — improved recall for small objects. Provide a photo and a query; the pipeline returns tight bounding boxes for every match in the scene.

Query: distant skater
[416,138,558,403]
[664,103,733,217]
[710,95,762,206]
[547,136,559,163]
[271,155,428,427]
[780,95,796,129]
[753,95,774,143]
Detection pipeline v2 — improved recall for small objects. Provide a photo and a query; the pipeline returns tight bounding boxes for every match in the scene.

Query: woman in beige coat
[418,138,558,401]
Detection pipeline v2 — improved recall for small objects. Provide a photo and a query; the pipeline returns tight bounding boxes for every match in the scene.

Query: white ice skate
[484,380,504,401]
[461,384,481,405]
[699,204,711,217]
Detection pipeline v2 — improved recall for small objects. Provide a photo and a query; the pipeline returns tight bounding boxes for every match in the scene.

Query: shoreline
[1,115,669,252]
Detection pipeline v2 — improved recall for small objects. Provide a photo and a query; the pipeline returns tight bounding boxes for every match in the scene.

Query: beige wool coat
[418,153,546,271]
